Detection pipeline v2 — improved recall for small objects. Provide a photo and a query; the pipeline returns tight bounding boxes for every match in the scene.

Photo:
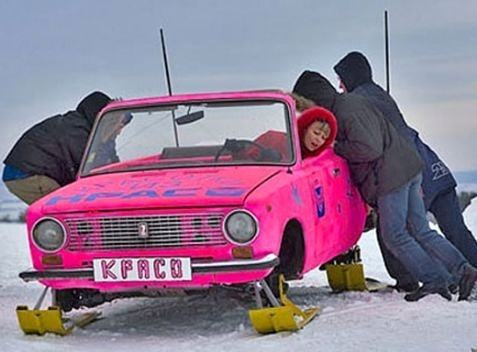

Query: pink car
[20,90,366,311]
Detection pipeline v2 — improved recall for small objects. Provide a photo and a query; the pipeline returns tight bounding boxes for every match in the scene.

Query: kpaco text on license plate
[93,257,192,282]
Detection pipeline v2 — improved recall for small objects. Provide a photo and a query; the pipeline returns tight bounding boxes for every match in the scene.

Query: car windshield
[81,100,293,176]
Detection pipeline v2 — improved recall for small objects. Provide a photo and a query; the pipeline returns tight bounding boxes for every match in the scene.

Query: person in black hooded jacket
[334,51,477,288]
[293,71,477,301]
[3,91,111,204]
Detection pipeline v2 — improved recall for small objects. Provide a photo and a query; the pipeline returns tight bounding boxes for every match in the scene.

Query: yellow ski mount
[325,245,389,292]
[249,275,319,334]
[16,287,100,336]
[326,262,367,291]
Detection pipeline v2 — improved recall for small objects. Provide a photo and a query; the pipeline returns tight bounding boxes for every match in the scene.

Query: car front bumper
[19,253,279,282]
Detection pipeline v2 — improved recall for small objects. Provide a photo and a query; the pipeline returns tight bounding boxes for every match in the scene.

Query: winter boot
[448,283,459,295]
[458,263,477,301]
[393,281,420,293]
[404,283,452,302]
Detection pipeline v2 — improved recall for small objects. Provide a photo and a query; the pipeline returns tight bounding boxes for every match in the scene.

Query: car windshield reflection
[82,101,293,176]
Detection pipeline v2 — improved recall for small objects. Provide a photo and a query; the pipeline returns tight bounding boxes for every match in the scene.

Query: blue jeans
[377,173,467,286]
[378,187,477,285]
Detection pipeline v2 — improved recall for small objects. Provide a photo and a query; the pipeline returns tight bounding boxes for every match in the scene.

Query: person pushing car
[2,91,111,204]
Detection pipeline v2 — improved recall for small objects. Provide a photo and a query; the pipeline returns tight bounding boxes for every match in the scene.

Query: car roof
[102,89,294,113]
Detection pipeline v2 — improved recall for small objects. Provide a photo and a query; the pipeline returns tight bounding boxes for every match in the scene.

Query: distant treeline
[0,210,26,223]
[455,171,477,184]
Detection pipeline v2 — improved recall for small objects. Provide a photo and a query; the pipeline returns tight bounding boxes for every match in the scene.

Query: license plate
[93,257,192,282]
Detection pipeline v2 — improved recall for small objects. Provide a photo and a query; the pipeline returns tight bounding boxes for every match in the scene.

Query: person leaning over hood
[2,91,111,204]
[333,51,477,279]
[293,71,477,301]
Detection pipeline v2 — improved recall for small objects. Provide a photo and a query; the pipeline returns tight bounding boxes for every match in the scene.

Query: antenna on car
[384,10,391,93]
[159,28,180,146]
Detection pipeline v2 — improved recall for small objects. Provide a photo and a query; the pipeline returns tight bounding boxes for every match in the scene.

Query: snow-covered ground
[1,204,476,352]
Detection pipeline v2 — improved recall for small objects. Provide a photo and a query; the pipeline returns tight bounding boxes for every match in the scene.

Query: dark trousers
[429,189,477,267]
[4,175,61,205]
[378,187,477,285]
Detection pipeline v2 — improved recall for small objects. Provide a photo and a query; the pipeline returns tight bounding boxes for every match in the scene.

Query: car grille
[65,213,227,251]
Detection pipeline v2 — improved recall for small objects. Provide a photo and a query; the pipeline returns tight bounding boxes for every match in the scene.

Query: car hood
[34,166,282,214]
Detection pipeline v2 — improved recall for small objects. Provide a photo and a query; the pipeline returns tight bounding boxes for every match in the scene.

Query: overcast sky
[1,0,476,171]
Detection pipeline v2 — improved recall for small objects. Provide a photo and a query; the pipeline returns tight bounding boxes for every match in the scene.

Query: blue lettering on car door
[315,186,325,217]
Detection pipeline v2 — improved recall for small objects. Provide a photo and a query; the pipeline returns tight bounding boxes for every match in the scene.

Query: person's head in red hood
[297,106,337,158]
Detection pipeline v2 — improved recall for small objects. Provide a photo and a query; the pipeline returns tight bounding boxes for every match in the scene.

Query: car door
[304,148,346,261]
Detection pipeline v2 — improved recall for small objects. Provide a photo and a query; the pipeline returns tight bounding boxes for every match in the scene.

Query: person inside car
[242,96,336,162]
[297,106,337,159]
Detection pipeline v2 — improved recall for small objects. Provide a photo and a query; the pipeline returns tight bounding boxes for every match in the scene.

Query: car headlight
[224,210,258,244]
[32,218,66,252]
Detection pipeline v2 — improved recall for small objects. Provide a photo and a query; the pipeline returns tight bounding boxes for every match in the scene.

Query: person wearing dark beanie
[3,91,112,204]
[334,52,373,93]
[293,70,477,301]
[334,51,477,291]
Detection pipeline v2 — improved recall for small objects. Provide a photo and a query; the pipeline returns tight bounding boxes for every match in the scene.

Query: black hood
[292,71,338,110]
[333,51,372,92]
[76,91,111,125]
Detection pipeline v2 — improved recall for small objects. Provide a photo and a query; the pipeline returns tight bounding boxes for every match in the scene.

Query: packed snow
[1,203,476,352]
